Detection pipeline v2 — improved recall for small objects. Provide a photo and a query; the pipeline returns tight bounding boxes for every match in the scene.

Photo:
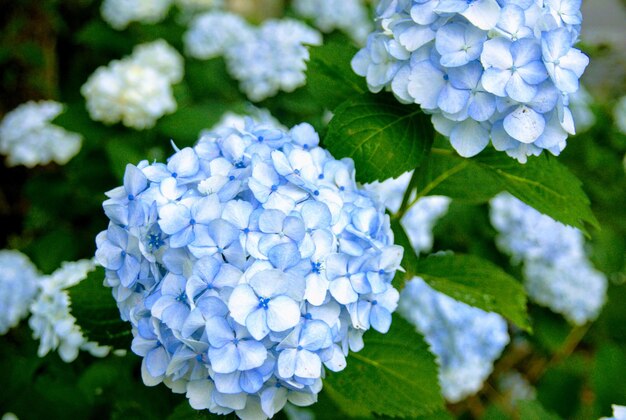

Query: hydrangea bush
[1,0,625,419]
[95,119,402,417]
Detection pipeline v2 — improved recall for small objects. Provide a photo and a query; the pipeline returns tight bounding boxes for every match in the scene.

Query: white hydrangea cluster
[81,40,183,130]
[0,101,82,167]
[184,12,322,101]
[0,250,40,335]
[29,260,110,363]
[615,95,626,135]
[292,0,373,45]
[490,193,607,325]
[364,171,450,254]
[101,0,172,30]
[400,277,510,403]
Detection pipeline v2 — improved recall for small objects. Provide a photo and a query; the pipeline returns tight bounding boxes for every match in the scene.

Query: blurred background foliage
[0,0,625,419]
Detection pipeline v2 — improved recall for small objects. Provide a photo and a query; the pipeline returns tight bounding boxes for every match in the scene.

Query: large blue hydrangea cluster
[490,193,607,325]
[95,119,402,418]
[353,0,589,162]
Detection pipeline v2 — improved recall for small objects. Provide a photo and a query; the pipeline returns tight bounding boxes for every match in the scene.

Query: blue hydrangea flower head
[399,276,510,402]
[490,193,607,325]
[353,0,589,162]
[95,118,402,418]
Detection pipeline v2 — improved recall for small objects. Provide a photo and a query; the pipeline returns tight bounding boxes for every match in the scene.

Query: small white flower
[0,101,82,167]
[184,11,254,59]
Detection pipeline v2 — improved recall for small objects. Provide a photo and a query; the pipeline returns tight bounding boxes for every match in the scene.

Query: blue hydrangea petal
[277,348,298,378]
[158,203,191,235]
[295,350,322,379]
[240,369,265,394]
[370,304,393,333]
[167,147,200,178]
[299,320,331,351]
[503,105,546,143]
[229,284,261,325]
[123,164,148,196]
[461,0,501,30]
[267,296,301,332]
[329,277,358,305]
[210,342,241,374]
[205,317,235,347]
[246,308,270,340]
[237,340,268,371]
[450,119,491,157]
[145,345,169,377]
[261,384,288,417]
[407,60,446,109]
[304,273,329,306]
[213,371,243,394]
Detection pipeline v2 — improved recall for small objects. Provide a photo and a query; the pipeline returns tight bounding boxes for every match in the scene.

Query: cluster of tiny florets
[28,260,110,362]
[353,0,589,162]
[292,0,373,45]
[0,250,40,335]
[185,13,321,101]
[490,192,607,325]
[81,40,183,130]
[95,119,402,418]
[0,101,82,168]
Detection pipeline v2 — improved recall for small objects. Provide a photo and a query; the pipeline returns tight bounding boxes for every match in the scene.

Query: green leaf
[306,35,366,109]
[168,402,222,420]
[415,146,598,233]
[323,315,444,418]
[325,93,433,183]
[68,266,132,348]
[390,218,419,290]
[414,253,530,330]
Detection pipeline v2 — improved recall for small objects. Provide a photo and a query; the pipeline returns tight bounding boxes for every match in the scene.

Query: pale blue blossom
[353,0,589,161]
[96,119,401,418]
[490,193,607,325]
[0,250,40,335]
[399,277,510,402]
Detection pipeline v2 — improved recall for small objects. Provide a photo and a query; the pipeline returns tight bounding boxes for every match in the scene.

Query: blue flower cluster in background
[399,276,510,403]
[95,118,402,417]
[185,14,321,101]
[490,193,607,325]
[365,173,509,403]
[353,0,589,162]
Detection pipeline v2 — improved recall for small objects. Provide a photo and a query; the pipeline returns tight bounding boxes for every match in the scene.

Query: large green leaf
[391,219,529,329]
[323,315,444,418]
[68,266,132,348]
[415,253,529,330]
[325,93,433,183]
[306,35,366,109]
[414,146,598,233]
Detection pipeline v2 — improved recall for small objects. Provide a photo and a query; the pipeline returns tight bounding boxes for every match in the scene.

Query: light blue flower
[481,37,548,103]
[541,27,588,93]
[276,320,333,380]
[96,120,401,418]
[354,0,589,162]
